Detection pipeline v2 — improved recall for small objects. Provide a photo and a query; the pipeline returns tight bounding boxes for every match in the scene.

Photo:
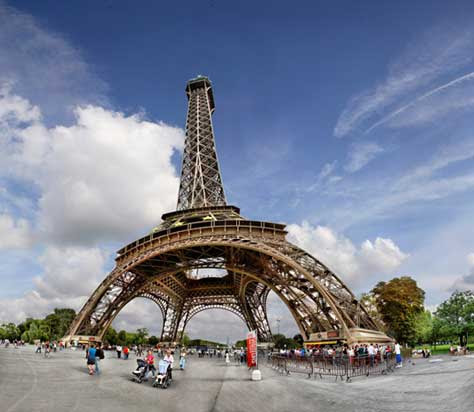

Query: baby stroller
[132,359,148,383]
[153,359,171,389]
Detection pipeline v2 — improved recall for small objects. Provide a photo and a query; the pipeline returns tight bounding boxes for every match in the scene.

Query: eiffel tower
[65,76,390,345]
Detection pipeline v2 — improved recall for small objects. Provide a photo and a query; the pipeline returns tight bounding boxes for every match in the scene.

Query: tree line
[361,276,474,347]
[0,308,76,342]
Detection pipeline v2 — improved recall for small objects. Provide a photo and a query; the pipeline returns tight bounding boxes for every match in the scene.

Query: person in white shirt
[394,342,402,367]
[368,343,375,366]
[164,349,174,380]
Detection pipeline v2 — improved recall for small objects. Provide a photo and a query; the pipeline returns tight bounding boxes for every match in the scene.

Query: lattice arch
[64,76,390,346]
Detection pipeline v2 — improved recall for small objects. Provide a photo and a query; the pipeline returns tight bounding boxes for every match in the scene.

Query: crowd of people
[80,343,190,379]
[449,345,470,356]
[0,339,26,348]
[276,342,404,368]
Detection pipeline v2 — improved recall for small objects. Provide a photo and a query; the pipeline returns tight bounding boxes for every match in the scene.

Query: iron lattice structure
[66,76,388,344]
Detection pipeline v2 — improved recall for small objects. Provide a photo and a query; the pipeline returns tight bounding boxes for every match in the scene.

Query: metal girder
[67,227,381,342]
[65,77,385,345]
[177,77,226,210]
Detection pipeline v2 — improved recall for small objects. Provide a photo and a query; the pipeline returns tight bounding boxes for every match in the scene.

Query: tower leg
[244,283,272,342]
[160,299,183,343]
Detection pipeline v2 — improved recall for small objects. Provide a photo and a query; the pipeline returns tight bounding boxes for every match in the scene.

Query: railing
[270,353,396,382]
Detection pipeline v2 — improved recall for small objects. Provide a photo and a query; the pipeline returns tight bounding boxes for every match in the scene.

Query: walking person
[44,341,50,358]
[86,344,97,375]
[95,343,104,375]
[123,346,129,360]
[164,349,174,380]
[146,350,156,379]
[116,344,122,359]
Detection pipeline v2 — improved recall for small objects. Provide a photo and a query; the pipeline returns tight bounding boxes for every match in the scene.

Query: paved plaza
[0,346,473,412]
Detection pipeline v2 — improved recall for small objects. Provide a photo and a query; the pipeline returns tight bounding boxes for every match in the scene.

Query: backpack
[97,349,105,359]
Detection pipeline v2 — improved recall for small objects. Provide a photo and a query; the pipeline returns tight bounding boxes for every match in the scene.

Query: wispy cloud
[334,27,474,137]
[365,71,474,133]
[0,3,108,124]
[304,137,474,230]
[345,141,384,173]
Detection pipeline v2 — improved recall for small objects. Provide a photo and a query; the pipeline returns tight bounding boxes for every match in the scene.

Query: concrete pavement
[0,346,473,412]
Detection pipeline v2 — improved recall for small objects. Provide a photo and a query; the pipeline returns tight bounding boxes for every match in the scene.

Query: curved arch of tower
[65,76,391,346]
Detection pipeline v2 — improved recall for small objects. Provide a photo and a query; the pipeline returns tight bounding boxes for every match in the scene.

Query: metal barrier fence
[271,353,396,382]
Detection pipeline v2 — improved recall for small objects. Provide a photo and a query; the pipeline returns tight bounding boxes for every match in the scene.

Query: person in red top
[123,346,130,360]
[146,350,156,378]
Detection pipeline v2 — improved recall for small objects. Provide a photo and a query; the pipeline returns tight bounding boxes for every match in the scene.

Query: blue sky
[1,0,474,341]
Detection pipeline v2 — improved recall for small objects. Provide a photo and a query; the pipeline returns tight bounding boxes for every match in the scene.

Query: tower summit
[177,76,226,211]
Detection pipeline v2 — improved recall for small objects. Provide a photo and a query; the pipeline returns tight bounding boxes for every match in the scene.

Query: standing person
[116,344,122,359]
[86,344,97,375]
[35,342,41,353]
[123,346,129,360]
[164,349,174,380]
[95,343,104,375]
[179,348,186,370]
[395,342,402,368]
[225,350,230,366]
[368,343,375,367]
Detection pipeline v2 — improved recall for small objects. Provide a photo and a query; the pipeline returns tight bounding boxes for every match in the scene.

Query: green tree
[293,334,304,346]
[148,335,159,346]
[46,308,75,339]
[181,333,191,347]
[235,339,246,348]
[136,328,149,345]
[414,310,433,344]
[1,323,20,341]
[272,333,298,349]
[371,276,425,344]
[117,330,127,345]
[104,327,118,345]
[435,291,474,346]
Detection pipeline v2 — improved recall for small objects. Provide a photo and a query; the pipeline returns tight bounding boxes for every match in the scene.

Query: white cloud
[0,81,41,124]
[450,252,474,292]
[0,245,107,323]
[112,298,163,336]
[0,4,188,329]
[185,309,247,343]
[0,86,184,244]
[334,27,474,137]
[287,221,408,287]
[345,141,384,173]
[33,246,107,299]
[468,253,474,268]
[0,214,31,249]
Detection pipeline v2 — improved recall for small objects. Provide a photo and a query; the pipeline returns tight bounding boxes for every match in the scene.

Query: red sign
[246,330,257,367]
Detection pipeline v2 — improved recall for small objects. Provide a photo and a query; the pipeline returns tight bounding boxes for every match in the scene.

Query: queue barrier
[271,353,396,382]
